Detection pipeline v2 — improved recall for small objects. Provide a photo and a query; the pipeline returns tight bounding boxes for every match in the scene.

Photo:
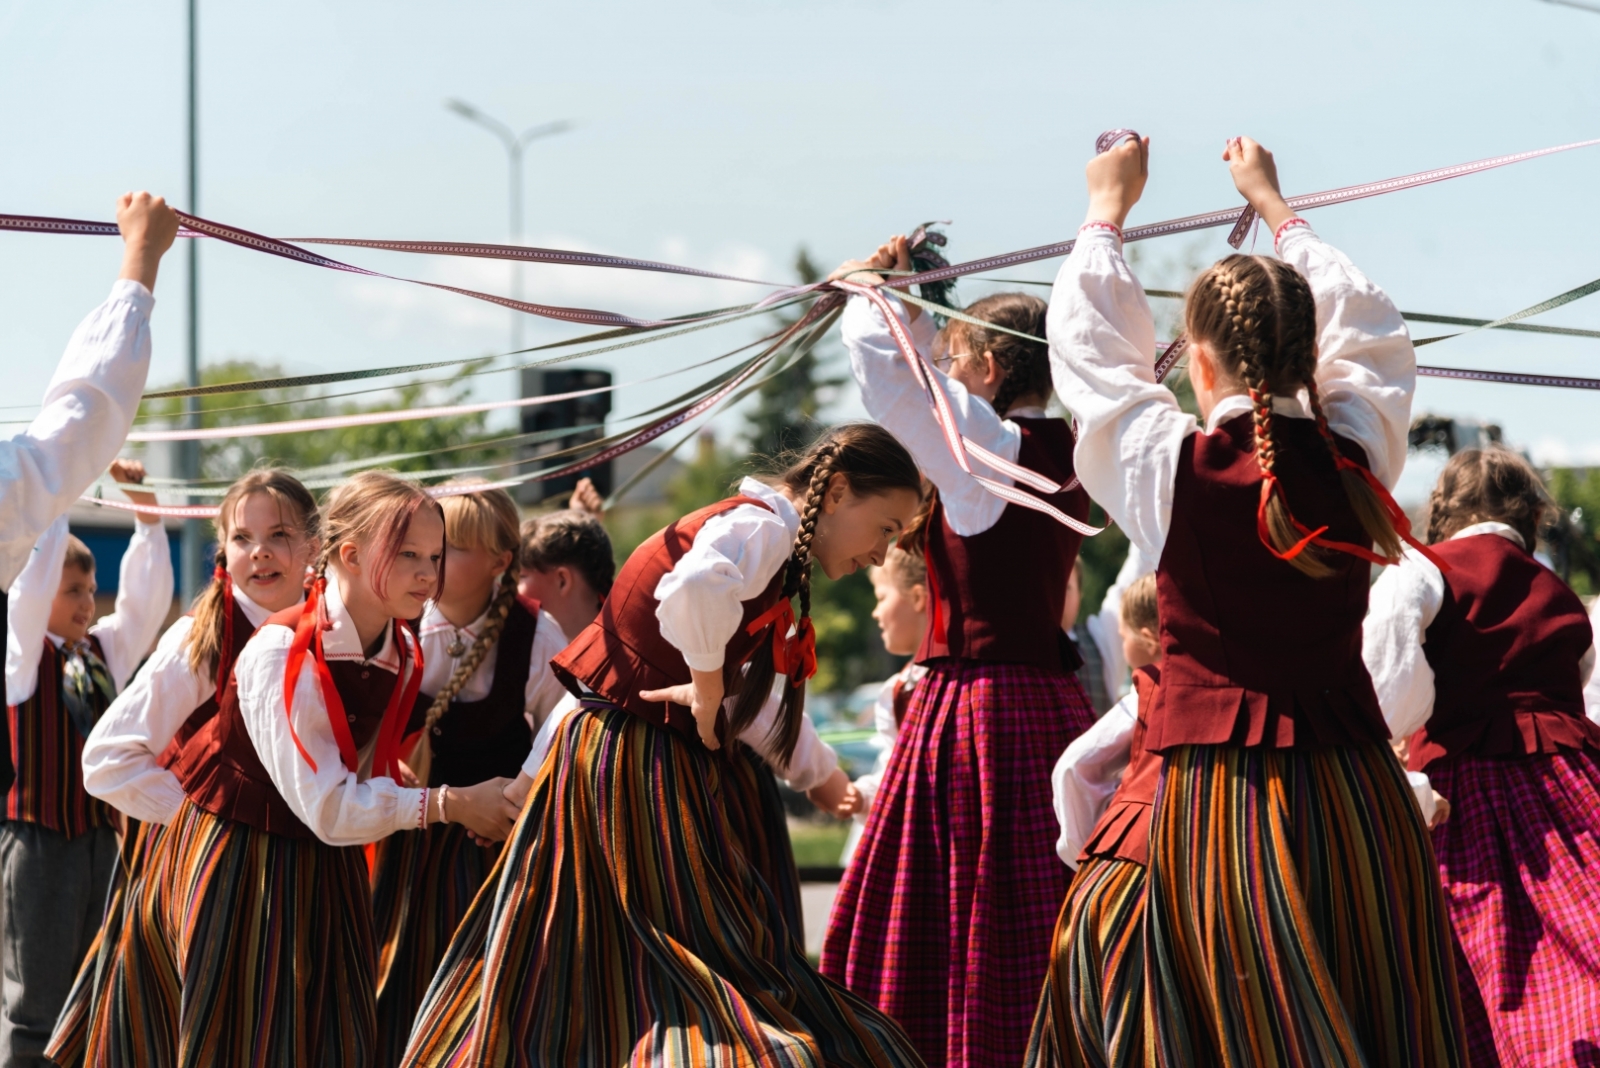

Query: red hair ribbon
[214,564,235,693]
[283,576,426,778]
[745,599,817,685]
[1255,461,1449,573]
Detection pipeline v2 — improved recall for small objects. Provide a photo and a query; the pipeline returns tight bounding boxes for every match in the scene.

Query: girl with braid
[51,470,318,1068]
[368,481,569,1068]
[1049,134,1465,1066]
[402,424,927,1068]
[123,471,518,1067]
[822,248,1095,1068]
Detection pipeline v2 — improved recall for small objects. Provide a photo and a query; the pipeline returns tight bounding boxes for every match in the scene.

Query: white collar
[321,572,402,672]
[737,477,802,535]
[1448,521,1526,551]
[1006,404,1048,420]
[418,600,490,640]
[45,630,69,651]
[232,585,279,630]
[1205,392,1310,434]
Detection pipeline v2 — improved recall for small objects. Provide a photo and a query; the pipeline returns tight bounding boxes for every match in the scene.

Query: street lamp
[445,99,571,351]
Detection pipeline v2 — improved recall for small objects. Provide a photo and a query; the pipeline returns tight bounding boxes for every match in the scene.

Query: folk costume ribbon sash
[282,577,423,779]
[745,599,817,685]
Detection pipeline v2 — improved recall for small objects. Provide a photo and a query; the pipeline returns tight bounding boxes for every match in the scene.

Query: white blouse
[851,662,926,809]
[1363,523,1597,741]
[1046,223,1415,563]
[1051,686,1139,868]
[1587,598,1600,727]
[83,586,278,825]
[415,599,570,733]
[1,281,155,591]
[234,574,426,847]
[841,293,1039,537]
[6,514,172,704]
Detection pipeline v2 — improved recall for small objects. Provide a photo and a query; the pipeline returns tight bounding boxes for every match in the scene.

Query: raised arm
[1361,551,1445,741]
[89,508,173,691]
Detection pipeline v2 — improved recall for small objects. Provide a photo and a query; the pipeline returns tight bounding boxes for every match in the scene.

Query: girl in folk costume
[128,472,518,1068]
[402,424,926,1068]
[48,470,318,1068]
[1050,134,1466,1067]
[1363,448,1600,1067]
[2,460,169,1068]
[368,482,570,1067]
[821,245,1096,1068]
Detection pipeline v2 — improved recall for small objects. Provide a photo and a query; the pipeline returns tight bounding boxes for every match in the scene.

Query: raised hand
[1084,135,1149,231]
[829,235,911,287]
[115,192,180,292]
[640,667,725,750]
[108,458,161,524]
[1222,137,1295,232]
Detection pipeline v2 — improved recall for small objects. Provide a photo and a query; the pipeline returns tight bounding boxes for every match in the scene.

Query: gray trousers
[0,821,116,1068]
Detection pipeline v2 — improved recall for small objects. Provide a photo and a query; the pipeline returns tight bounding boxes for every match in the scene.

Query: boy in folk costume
[516,505,614,643]
[402,424,926,1068]
[823,245,1096,1068]
[49,470,319,1068]
[1049,134,1466,1066]
[1365,448,1600,1066]
[2,462,170,1068]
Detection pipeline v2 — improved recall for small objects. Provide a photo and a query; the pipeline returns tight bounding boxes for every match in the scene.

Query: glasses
[932,351,974,371]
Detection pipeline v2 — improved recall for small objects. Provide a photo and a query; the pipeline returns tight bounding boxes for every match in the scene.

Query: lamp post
[444,100,571,352]
[180,0,203,605]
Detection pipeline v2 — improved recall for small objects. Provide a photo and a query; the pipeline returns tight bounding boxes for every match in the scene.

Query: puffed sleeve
[653,503,794,672]
[1361,551,1446,741]
[522,610,571,732]
[0,282,155,590]
[236,627,427,847]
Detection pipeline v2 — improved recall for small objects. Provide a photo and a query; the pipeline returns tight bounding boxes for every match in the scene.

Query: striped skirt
[401,703,922,1068]
[370,824,498,1068]
[1024,858,1149,1068]
[821,659,1096,1068]
[46,819,172,1068]
[1426,748,1600,1068]
[1145,743,1467,1068]
[131,799,378,1067]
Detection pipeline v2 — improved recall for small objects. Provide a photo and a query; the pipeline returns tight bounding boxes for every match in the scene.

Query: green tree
[1546,466,1600,595]
[742,249,845,462]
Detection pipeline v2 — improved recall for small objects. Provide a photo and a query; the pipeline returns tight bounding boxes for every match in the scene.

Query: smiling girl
[402,424,926,1068]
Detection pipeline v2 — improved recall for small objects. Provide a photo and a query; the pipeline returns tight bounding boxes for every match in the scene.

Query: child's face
[347,506,445,621]
[1119,618,1161,670]
[224,491,315,613]
[49,565,97,644]
[870,567,928,658]
[810,481,921,580]
[442,541,513,610]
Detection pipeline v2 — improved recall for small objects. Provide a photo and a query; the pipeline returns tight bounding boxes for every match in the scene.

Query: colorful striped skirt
[821,659,1095,1068]
[1024,858,1149,1068]
[45,818,172,1068]
[370,823,498,1068]
[129,799,378,1067]
[1426,748,1600,1068]
[1145,743,1467,1068]
[401,703,923,1068]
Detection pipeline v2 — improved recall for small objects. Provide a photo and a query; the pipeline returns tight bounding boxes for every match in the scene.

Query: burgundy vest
[426,596,540,786]
[156,599,259,771]
[1080,665,1162,866]
[917,417,1089,671]
[1409,534,1598,768]
[1146,412,1388,751]
[4,635,115,838]
[552,497,786,741]
[173,606,428,839]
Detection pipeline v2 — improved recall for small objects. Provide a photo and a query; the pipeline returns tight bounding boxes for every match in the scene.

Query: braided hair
[1185,254,1403,577]
[945,292,1052,418]
[726,423,922,762]
[1423,446,1551,550]
[408,482,522,784]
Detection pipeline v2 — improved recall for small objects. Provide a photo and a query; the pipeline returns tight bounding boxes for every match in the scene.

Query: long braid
[1306,382,1404,560]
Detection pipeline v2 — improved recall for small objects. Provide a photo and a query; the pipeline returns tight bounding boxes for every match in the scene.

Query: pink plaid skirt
[1427,747,1600,1068]
[821,659,1096,1068]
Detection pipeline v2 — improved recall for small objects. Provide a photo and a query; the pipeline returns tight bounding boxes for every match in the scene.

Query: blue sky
[2,0,1598,504]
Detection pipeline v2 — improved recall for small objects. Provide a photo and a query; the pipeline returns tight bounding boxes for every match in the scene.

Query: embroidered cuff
[1079,221,1124,243]
[417,787,429,830]
[1273,216,1312,250]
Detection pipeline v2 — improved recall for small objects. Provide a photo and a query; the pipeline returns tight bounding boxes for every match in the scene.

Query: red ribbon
[213,564,235,693]
[1254,460,1449,573]
[282,577,425,779]
[745,599,817,685]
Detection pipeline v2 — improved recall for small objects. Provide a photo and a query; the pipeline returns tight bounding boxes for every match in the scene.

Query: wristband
[1273,216,1311,247]
[439,785,451,825]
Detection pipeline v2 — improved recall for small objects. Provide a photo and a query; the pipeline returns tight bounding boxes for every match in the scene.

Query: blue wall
[69,525,202,596]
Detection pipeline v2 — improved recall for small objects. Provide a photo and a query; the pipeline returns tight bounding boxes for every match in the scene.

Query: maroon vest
[172,606,428,839]
[426,596,540,786]
[156,599,259,771]
[1080,665,1162,866]
[1409,534,1598,768]
[4,635,115,838]
[917,417,1089,671]
[552,497,786,741]
[1146,412,1388,751]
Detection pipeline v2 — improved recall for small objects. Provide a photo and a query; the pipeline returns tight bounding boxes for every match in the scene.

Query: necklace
[446,629,467,658]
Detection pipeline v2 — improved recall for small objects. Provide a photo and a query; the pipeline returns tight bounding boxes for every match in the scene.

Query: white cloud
[1528,437,1600,468]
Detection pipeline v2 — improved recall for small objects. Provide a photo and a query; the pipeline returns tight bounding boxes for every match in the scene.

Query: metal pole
[509,143,523,352]
[180,0,203,605]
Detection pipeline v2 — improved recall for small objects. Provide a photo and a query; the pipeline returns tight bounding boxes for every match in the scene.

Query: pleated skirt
[45,818,170,1068]
[129,799,378,1067]
[820,659,1095,1068]
[370,823,498,1068]
[1145,743,1467,1068]
[1426,748,1600,1068]
[1024,858,1149,1068]
[401,703,923,1068]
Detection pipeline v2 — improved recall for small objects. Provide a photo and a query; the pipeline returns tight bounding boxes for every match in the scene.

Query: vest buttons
[347,714,356,723]
[361,670,371,679]
[432,726,442,736]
